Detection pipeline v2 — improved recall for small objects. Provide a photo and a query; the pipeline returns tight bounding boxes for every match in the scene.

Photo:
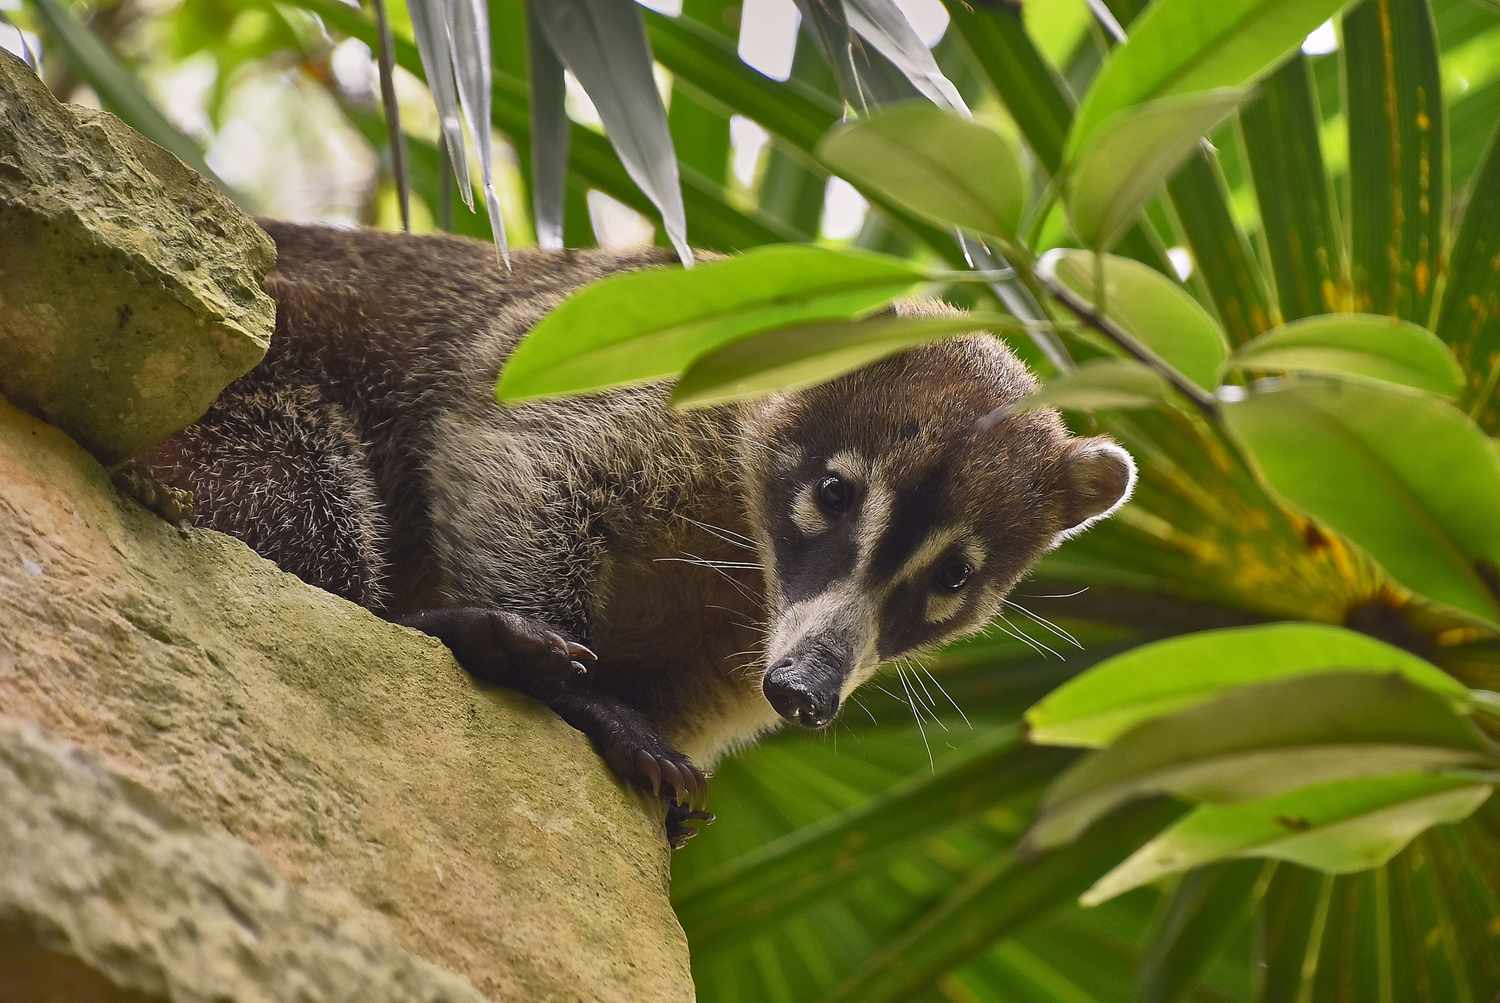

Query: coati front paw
[547,691,711,846]
[397,607,596,696]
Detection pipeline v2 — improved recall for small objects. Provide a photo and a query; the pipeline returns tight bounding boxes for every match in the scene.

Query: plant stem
[1039,272,1221,419]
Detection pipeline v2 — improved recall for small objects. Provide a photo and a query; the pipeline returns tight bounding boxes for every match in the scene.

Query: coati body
[147,222,1135,844]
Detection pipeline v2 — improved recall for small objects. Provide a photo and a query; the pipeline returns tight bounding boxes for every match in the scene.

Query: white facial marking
[789,482,824,536]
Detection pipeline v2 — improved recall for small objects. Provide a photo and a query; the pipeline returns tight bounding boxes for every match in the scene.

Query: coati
[144,221,1136,846]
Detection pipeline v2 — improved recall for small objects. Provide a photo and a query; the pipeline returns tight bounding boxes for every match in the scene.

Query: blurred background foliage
[7,0,1500,1000]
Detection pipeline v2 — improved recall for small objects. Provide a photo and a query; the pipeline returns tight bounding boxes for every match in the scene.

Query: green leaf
[1232,314,1464,398]
[939,0,1174,273]
[25,0,231,198]
[819,799,1186,1003]
[1438,117,1500,428]
[1066,0,1356,160]
[1024,673,1496,852]
[1085,775,1492,905]
[525,5,569,249]
[1240,55,1348,322]
[1225,379,1500,625]
[1027,623,1472,749]
[496,246,933,401]
[531,0,690,263]
[1136,860,1265,1003]
[818,103,1027,243]
[673,728,1070,950]
[1067,89,1246,251]
[1164,143,1275,346]
[1019,359,1171,413]
[672,310,1024,410]
[1042,249,1229,390]
[1344,0,1446,322]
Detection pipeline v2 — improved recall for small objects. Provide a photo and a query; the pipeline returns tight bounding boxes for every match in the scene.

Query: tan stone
[0,50,274,464]
[0,397,694,1002]
[0,715,491,1003]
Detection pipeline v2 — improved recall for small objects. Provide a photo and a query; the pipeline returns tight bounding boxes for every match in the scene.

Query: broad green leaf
[1024,673,1496,852]
[1067,89,1246,251]
[1232,314,1464,398]
[1042,249,1229,389]
[1240,55,1348,322]
[1098,0,1274,347]
[1019,359,1170,413]
[1085,775,1492,905]
[1066,0,1356,160]
[1027,623,1471,749]
[819,104,1027,243]
[26,0,229,197]
[531,0,690,263]
[496,246,932,401]
[1344,0,1446,322]
[672,311,1024,409]
[937,0,1175,274]
[1225,380,1500,625]
[1439,117,1500,429]
[819,799,1186,1003]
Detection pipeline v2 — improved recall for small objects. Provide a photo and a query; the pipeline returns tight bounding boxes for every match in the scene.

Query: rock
[0,397,694,1003]
[0,716,491,1003]
[0,50,274,464]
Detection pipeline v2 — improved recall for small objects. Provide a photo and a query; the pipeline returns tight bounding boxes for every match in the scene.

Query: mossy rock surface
[0,50,274,463]
[0,398,694,1003]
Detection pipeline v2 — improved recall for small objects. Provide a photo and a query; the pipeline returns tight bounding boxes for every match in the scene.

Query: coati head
[736,304,1135,730]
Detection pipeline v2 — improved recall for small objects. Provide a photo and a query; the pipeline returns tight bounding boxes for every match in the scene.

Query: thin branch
[1039,272,1221,419]
[370,0,410,231]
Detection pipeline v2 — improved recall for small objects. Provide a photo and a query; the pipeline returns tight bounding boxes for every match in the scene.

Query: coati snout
[740,307,1136,731]
[151,223,1135,846]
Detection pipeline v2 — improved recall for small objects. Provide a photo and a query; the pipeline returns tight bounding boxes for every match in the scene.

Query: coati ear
[1055,437,1136,541]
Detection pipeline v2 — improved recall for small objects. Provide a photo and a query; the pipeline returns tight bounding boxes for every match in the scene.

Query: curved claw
[634,749,662,798]
[658,759,686,805]
[569,660,589,676]
[564,640,599,663]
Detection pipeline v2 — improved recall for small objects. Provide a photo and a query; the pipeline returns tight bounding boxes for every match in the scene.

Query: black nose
[763,658,836,728]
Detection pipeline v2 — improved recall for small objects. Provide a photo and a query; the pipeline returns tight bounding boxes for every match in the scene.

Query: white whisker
[895,664,936,773]
[1020,586,1089,599]
[918,662,972,730]
[1003,598,1083,650]
[997,613,1062,660]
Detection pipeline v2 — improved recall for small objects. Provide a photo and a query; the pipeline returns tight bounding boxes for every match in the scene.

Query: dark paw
[610,739,708,812]
[666,804,716,849]
[398,607,596,694]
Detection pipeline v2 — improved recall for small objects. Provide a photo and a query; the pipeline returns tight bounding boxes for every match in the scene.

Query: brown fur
[148,222,1131,770]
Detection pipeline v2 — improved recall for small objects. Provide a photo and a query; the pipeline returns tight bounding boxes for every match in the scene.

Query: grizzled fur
[147,222,1134,842]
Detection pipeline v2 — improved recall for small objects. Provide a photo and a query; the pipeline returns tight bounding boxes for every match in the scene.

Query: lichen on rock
[0,50,275,464]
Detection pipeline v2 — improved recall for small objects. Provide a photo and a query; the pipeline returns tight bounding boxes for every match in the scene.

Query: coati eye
[935,560,973,592]
[816,475,853,515]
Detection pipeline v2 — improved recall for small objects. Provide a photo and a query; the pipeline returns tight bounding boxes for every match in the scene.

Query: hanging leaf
[1231,314,1464,398]
[1225,380,1500,625]
[497,246,934,402]
[531,0,692,264]
[1018,359,1171,413]
[818,103,1027,244]
[1027,623,1471,749]
[1023,672,1496,853]
[1067,89,1246,251]
[842,0,968,111]
[524,8,568,250]
[442,0,506,262]
[1041,249,1229,390]
[406,0,472,212]
[1085,774,1492,905]
[1066,0,1357,161]
[673,310,1028,409]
